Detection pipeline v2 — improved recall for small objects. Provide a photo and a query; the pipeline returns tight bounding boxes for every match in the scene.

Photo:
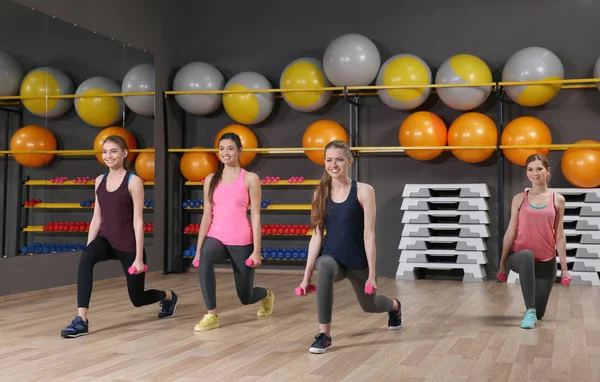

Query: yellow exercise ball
[75,76,123,127]
[20,67,73,118]
[280,57,332,112]
[376,54,432,110]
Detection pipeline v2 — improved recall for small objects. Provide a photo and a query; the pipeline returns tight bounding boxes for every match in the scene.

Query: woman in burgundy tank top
[60,135,179,338]
[497,154,570,330]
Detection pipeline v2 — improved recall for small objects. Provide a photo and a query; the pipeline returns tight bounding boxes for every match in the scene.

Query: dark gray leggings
[507,250,557,319]
[199,237,267,311]
[316,254,394,324]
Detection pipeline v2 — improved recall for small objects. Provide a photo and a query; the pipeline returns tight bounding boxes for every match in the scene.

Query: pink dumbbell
[128,264,148,275]
[561,277,570,286]
[295,284,316,296]
[245,258,261,267]
[192,259,200,267]
[364,284,376,294]
[497,273,507,282]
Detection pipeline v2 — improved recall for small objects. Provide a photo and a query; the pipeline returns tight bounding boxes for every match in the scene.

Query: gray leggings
[199,237,268,311]
[316,254,394,324]
[507,250,557,319]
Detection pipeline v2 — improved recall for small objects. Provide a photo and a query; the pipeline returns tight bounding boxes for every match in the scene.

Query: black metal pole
[497,88,505,268]
[1,111,8,256]
[179,105,187,273]
[161,92,170,273]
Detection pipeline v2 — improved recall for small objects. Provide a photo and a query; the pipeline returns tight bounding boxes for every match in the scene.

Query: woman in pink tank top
[192,132,274,332]
[498,154,570,329]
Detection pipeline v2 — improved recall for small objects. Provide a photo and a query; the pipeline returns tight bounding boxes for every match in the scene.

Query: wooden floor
[2,269,600,382]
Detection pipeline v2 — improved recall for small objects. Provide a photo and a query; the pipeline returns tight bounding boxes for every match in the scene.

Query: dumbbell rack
[507,188,600,286]
[395,183,491,282]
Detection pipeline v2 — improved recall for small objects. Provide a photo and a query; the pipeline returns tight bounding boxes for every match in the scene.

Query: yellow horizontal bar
[0,148,154,156]
[185,204,311,211]
[22,226,153,233]
[0,91,154,101]
[498,78,600,86]
[25,180,155,186]
[185,180,319,186]
[24,203,153,209]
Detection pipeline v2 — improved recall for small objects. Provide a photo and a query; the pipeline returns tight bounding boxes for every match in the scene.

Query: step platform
[564,229,600,244]
[507,270,600,286]
[399,249,487,264]
[401,210,490,224]
[402,224,490,238]
[564,202,600,217]
[396,262,487,282]
[567,244,600,259]
[399,237,486,251]
[401,197,489,211]
[563,216,600,231]
[549,188,600,203]
[402,183,490,198]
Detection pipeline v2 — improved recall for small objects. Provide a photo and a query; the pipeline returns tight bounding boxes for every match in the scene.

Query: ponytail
[311,170,332,233]
[208,162,224,205]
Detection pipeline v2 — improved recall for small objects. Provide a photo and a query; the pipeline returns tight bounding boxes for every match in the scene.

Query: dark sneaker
[388,298,402,330]
[309,333,332,354]
[61,316,89,338]
[158,290,179,318]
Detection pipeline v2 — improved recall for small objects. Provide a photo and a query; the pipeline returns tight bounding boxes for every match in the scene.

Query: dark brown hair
[525,153,551,184]
[103,135,130,170]
[208,132,243,204]
[311,140,352,232]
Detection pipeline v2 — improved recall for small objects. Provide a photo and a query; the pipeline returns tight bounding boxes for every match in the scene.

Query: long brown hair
[208,132,243,204]
[525,153,551,184]
[311,140,352,232]
[103,135,130,170]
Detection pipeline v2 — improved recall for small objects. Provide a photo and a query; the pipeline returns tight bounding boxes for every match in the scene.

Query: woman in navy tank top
[60,135,179,338]
[297,140,403,354]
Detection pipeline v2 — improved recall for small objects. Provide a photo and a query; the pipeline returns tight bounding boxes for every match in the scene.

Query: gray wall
[3,0,600,296]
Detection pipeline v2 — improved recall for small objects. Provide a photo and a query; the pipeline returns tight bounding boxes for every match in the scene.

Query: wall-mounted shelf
[22,226,154,233]
[183,204,311,211]
[24,203,153,209]
[25,180,155,186]
[184,180,319,186]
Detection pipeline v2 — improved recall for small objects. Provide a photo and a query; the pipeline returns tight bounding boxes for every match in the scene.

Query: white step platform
[399,249,487,264]
[396,262,487,282]
[402,183,490,198]
[564,229,600,244]
[564,202,600,217]
[567,244,600,258]
[401,210,490,224]
[563,216,600,231]
[399,237,487,251]
[402,224,490,238]
[507,270,600,286]
[401,197,489,211]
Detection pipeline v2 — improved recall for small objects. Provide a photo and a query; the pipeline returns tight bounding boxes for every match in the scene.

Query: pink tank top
[207,168,253,245]
[512,190,556,262]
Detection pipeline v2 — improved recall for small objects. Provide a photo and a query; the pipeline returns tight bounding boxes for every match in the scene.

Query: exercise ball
[399,111,447,161]
[0,50,24,96]
[173,62,224,116]
[180,148,219,182]
[214,124,259,167]
[561,140,600,188]
[376,53,432,110]
[135,150,155,182]
[502,47,564,107]
[501,116,552,166]
[93,126,137,165]
[323,33,381,86]
[122,64,155,117]
[280,57,332,112]
[20,67,73,118]
[435,54,493,110]
[76,77,123,127]
[302,120,349,165]
[223,71,274,125]
[447,112,497,163]
[10,125,57,167]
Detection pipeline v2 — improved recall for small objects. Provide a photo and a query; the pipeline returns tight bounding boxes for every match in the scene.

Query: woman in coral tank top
[498,154,571,329]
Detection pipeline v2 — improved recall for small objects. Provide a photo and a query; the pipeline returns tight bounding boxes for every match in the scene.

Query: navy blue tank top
[96,171,136,252]
[321,181,368,269]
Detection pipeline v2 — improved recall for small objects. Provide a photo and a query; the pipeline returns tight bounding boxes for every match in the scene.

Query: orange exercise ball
[10,125,57,167]
[501,116,551,166]
[214,124,258,167]
[399,111,447,161]
[561,140,600,188]
[180,147,219,182]
[447,112,497,163]
[302,119,349,165]
[135,150,155,182]
[93,126,138,166]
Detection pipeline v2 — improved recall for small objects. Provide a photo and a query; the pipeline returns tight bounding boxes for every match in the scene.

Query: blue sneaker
[158,290,179,318]
[521,309,537,329]
[61,316,89,338]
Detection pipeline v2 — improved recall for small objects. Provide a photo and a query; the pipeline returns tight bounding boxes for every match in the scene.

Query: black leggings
[199,236,267,311]
[77,236,166,309]
[506,250,557,319]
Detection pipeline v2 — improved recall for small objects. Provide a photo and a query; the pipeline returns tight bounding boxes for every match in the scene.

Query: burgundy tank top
[96,171,136,252]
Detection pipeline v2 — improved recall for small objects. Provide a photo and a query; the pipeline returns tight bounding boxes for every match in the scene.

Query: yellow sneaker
[194,313,219,332]
[257,288,274,317]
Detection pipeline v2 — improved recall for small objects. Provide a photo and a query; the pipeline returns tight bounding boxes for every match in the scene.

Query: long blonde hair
[311,140,352,232]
